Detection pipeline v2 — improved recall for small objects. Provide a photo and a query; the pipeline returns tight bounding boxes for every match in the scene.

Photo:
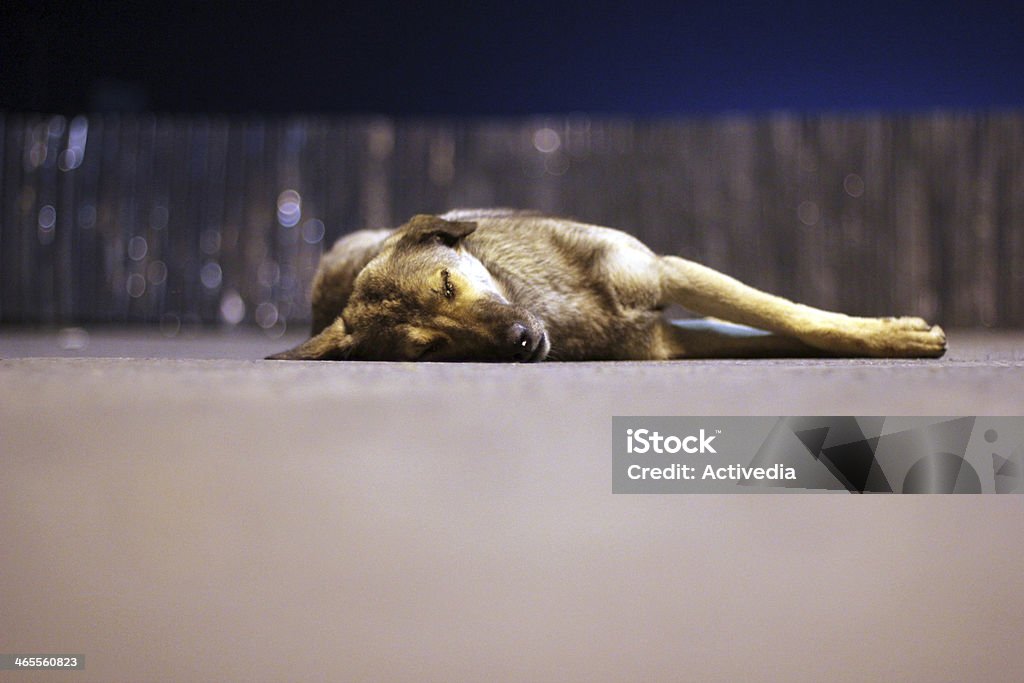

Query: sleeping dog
[268,210,946,361]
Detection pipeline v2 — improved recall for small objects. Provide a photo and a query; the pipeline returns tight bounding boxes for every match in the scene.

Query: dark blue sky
[2,0,1022,115]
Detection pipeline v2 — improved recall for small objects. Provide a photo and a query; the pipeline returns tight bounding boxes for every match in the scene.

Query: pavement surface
[2,327,1024,682]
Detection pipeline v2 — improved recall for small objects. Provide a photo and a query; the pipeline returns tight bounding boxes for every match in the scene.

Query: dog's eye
[441,269,455,300]
[432,232,460,248]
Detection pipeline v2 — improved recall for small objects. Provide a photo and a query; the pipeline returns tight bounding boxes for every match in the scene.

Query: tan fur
[268,210,946,361]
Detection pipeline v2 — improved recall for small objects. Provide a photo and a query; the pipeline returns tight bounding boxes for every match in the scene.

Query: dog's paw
[927,324,947,355]
[811,318,947,358]
[873,322,946,357]
[902,324,946,357]
[856,317,945,357]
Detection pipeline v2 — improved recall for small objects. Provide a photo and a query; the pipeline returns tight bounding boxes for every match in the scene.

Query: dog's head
[268,214,549,362]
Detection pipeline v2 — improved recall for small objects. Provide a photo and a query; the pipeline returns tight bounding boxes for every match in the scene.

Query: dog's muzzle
[506,323,549,362]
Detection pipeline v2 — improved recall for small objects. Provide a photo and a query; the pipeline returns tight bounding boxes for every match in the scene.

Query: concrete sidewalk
[2,328,1024,681]
[2,325,1024,363]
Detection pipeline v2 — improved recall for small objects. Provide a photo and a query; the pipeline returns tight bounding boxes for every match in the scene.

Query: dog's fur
[268,210,947,361]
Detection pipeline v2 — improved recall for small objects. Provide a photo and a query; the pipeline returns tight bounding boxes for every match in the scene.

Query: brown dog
[268,210,947,361]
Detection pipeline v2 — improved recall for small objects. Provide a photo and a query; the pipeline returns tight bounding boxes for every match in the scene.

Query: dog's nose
[507,323,537,361]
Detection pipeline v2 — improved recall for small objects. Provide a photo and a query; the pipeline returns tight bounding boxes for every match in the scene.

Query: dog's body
[269,210,946,361]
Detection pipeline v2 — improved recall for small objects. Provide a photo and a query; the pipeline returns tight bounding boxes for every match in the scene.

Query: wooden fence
[1,112,1022,330]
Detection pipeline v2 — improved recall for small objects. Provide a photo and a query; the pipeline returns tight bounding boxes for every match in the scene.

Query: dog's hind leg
[657,256,946,358]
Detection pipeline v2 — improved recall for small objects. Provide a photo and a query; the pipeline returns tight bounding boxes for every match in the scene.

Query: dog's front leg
[657,256,947,358]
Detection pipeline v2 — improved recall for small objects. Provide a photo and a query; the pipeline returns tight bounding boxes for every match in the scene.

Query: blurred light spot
[277,189,301,227]
[220,290,246,325]
[797,200,820,226]
[302,218,325,244]
[146,260,167,285]
[57,327,89,350]
[68,116,88,160]
[151,205,169,230]
[26,143,47,170]
[258,260,281,287]
[58,149,79,171]
[844,173,865,198]
[265,318,288,339]
[38,205,57,245]
[128,235,148,261]
[57,115,87,171]
[38,204,57,229]
[368,123,394,159]
[25,122,51,170]
[160,313,181,337]
[79,204,97,229]
[126,273,147,298]
[533,127,561,153]
[200,261,223,289]
[200,228,222,254]
[255,302,278,328]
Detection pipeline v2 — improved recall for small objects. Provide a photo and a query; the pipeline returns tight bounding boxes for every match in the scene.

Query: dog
[267,209,947,361]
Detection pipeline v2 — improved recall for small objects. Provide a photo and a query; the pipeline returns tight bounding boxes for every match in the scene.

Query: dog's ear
[265,318,355,360]
[402,214,477,247]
